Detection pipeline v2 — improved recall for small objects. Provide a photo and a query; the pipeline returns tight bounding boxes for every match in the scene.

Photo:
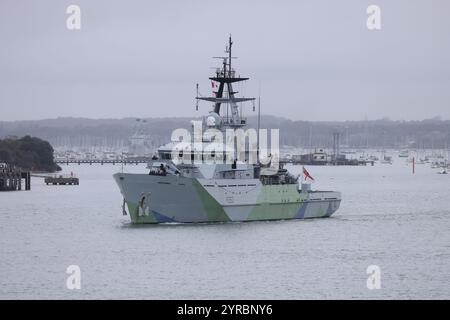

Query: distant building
[292,148,330,165]
[128,119,151,156]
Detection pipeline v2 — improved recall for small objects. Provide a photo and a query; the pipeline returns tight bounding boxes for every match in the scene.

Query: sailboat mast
[228,35,232,77]
[257,95,261,163]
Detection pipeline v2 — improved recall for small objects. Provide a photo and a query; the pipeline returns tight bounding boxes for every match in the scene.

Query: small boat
[380,152,392,164]
[399,150,409,158]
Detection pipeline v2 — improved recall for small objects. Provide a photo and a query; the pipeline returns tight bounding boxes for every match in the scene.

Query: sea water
[1,160,449,299]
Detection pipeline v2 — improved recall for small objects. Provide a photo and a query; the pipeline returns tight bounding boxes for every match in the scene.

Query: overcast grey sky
[1,0,449,121]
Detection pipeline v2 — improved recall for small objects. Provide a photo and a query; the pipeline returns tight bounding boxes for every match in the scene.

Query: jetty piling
[0,163,31,191]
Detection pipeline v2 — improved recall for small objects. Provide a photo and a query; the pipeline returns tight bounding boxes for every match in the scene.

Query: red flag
[303,166,314,181]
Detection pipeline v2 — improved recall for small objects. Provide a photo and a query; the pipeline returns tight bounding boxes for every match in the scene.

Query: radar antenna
[195,35,255,128]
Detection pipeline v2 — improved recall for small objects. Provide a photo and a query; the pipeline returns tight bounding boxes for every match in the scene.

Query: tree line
[0,136,61,172]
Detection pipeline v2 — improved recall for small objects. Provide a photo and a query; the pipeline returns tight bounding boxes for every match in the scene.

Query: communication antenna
[257,87,261,164]
[196,83,199,111]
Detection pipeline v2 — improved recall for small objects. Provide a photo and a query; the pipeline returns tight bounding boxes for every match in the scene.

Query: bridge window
[160,152,172,160]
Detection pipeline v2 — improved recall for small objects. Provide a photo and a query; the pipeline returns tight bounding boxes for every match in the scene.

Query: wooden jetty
[55,157,150,165]
[280,157,374,166]
[0,163,31,191]
[44,175,79,185]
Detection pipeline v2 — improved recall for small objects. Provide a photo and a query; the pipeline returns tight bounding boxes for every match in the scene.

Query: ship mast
[196,35,255,128]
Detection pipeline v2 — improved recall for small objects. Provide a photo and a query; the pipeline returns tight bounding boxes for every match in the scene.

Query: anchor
[122,198,128,216]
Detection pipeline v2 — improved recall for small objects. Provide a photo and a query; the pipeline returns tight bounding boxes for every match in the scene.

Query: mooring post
[25,172,31,190]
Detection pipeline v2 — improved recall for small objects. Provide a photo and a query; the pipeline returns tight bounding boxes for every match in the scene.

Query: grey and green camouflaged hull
[113,173,341,223]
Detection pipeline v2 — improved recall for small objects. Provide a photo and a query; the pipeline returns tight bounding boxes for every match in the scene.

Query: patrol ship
[113,37,341,223]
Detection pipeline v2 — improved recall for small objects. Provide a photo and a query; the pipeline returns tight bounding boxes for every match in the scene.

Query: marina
[281,150,375,166]
[55,158,149,165]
